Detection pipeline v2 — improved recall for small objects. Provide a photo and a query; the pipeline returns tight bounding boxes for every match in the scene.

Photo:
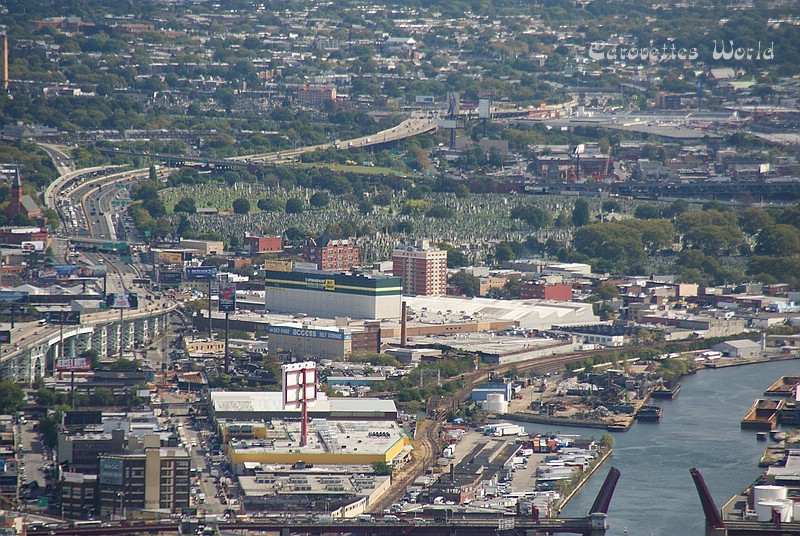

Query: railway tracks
[370,340,695,510]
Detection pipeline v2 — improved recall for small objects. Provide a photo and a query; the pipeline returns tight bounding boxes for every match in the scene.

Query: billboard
[415,95,435,104]
[218,282,236,312]
[0,291,29,305]
[159,271,182,285]
[21,241,45,252]
[186,266,218,280]
[38,265,107,280]
[105,292,138,310]
[99,458,123,486]
[157,251,183,265]
[263,259,293,272]
[0,331,9,344]
[282,361,317,408]
[45,311,81,325]
[478,98,492,119]
[55,356,92,372]
[268,325,350,341]
[446,91,460,117]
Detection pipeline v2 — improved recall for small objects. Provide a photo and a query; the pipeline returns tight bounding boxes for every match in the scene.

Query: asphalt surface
[19,419,49,490]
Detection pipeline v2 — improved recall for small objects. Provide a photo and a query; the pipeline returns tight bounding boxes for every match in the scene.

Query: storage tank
[485,394,508,414]
[754,485,788,503]
[756,500,793,522]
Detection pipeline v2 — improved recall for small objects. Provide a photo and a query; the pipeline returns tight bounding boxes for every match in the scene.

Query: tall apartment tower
[0,33,8,91]
[392,240,448,296]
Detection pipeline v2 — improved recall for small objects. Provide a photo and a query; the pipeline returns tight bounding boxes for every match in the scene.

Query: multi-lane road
[229,112,439,163]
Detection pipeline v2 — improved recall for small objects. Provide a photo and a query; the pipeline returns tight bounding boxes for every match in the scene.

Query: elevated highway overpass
[0,302,175,383]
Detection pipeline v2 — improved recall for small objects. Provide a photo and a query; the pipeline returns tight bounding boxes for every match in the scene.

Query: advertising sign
[0,291,29,305]
[99,458,123,486]
[159,271,182,285]
[21,241,45,252]
[55,356,92,372]
[157,251,183,265]
[105,292,138,310]
[282,361,318,408]
[415,95,435,104]
[45,311,81,325]
[268,325,350,341]
[446,91,460,117]
[218,282,236,312]
[186,266,218,280]
[38,265,107,280]
[0,331,10,344]
[478,98,492,119]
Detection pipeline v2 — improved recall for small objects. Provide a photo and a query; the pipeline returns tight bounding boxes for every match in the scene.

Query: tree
[494,242,515,264]
[173,197,196,214]
[258,197,284,212]
[310,192,330,208]
[285,198,304,214]
[232,198,251,214]
[595,282,619,300]
[572,199,590,227]
[358,199,374,215]
[602,200,621,213]
[511,205,552,229]
[449,272,480,297]
[89,387,117,407]
[738,208,773,236]
[755,225,800,257]
[40,408,67,448]
[0,380,24,414]
[439,243,468,268]
[372,461,393,475]
[634,204,661,220]
[426,205,454,219]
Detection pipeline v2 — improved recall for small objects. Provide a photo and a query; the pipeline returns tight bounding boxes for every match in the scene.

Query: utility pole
[207,278,212,340]
[224,310,230,374]
[119,307,124,361]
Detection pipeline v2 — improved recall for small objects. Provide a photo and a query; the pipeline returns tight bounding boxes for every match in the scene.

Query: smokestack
[400,301,407,347]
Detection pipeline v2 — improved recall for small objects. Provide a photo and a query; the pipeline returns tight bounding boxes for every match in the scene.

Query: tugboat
[635,405,663,422]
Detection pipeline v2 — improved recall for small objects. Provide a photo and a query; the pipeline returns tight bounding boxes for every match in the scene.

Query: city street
[19,419,49,491]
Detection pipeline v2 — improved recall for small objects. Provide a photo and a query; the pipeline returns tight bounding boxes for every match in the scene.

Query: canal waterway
[521,359,798,535]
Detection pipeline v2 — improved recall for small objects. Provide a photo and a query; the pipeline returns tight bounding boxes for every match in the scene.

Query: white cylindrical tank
[756,500,793,522]
[485,394,508,414]
[754,485,788,503]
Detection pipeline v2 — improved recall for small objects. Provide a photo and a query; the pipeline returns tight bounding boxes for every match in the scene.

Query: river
[519,359,798,535]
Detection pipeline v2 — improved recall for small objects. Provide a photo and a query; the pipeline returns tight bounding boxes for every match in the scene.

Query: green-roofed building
[264,270,402,320]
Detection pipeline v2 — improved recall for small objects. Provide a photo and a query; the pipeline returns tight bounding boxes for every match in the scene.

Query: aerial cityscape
[0,0,798,534]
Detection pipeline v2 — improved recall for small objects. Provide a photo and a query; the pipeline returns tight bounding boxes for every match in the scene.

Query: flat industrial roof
[228,419,406,457]
[403,295,597,329]
[211,391,397,416]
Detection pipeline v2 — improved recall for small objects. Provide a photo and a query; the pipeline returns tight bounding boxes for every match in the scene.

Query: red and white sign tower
[281,361,318,446]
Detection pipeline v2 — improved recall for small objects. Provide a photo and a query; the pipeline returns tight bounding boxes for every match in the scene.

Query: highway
[230,112,439,163]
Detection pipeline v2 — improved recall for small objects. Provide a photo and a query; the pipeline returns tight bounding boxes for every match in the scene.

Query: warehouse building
[712,339,763,358]
[264,269,401,320]
[226,419,409,467]
[403,295,597,330]
[237,471,390,518]
[267,323,352,360]
[210,392,398,422]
